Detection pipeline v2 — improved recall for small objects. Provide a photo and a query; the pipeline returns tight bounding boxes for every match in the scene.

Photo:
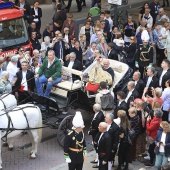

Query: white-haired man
[64,111,86,170]
[94,122,111,170]
[7,55,19,83]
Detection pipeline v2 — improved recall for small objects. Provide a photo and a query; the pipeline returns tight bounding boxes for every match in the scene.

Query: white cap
[141,30,149,42]
[72,111,85,129]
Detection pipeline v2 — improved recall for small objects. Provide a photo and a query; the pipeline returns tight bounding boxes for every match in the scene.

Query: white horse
[0,94,17,111]
[0,103,42,169]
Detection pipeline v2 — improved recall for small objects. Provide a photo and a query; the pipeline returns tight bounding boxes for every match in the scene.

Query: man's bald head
[98,122,108,133]
[103,59,110,69]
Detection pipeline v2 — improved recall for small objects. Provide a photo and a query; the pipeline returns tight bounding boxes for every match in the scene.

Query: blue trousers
[35,75,62,97]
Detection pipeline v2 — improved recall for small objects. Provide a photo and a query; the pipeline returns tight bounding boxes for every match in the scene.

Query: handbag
[128,116,140,145]
[147,135,155,144]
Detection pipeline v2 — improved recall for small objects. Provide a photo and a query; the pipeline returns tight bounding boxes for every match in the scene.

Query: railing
[75,0,153,39]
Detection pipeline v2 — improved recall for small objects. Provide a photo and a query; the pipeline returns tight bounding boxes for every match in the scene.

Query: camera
[58,38,63,41]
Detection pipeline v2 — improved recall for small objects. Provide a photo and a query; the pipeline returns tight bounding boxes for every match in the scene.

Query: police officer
[64,111,86,170]
[135,30,153,79]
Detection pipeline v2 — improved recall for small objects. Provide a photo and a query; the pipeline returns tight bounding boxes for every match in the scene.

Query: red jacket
[146,117,162,139]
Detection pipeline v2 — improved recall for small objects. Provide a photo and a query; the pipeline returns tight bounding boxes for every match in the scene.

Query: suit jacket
[144,75,159,96]
[94,131,111,162]
[15,70,35,92]
[30,7,42,28]
[126,89,140,107]
[157,69,170,90]
[89,111,104,140]
[135,79,145,97]
[18,1,31,22]
[96,43,108,57]
[64,59,83,80]
[114,100,128,118]
[108,48,118,60]
[107,122,120,152]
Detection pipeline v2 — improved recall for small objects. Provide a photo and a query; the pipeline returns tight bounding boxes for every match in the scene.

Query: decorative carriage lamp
[108,0,122,5]
[108,0,128,5]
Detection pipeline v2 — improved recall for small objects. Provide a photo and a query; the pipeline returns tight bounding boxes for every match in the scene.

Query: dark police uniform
[135,44,153,78]
[64,130,86,170]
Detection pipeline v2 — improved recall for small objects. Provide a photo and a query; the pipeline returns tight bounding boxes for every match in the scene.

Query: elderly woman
[0,71,12,94]
[161,79,170,122]
[155,121,170,170]
[145,108,163,167]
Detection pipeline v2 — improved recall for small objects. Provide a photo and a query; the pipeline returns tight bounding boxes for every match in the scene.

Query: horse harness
[1,105,38,142]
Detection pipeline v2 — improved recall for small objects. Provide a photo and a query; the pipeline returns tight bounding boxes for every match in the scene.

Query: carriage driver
[64,111,86,170]
[35,50,62,97]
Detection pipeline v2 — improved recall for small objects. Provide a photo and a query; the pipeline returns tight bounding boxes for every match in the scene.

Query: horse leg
[8,137,14,151]
[0,132,3,169]
[27,131,35,155]
[30,130,39,159]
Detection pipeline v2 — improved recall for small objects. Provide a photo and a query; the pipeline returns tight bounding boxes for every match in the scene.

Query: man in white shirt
[14,61,35,103]
[105,113,120,169]
[125,81,140,108]
[7,56,19,83]
[142,9,153,27]
[105,10,113,32]
[157,8,170,23]
[157,59,170,90]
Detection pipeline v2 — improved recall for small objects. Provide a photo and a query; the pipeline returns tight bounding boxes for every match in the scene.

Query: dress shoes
[90,160,98,164]
[92,165,99,168]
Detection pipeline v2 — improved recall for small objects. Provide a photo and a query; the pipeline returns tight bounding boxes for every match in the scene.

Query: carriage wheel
[57,115,74,147]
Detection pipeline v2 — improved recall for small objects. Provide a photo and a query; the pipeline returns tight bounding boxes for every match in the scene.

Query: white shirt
[134,81,138,86]
[21,71,28,91]
[68,61,74,69]
[98,133,103,144]
[33,8,39,22]
[20,2,25,14]
[125,90,133,103]
[159,132,166,153]
[7,62,18,82]
[107,124,111,131]
[159,70,167,86]
[105,17,113,32]
[146,76,152,87]
[48,58,55,68]
[93,113,98,120]
[64,34,69,43]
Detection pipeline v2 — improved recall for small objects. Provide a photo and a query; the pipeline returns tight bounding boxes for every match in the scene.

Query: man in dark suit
[64,52,83,81]
[18,0,31,23]
[94,122,111,170]
[105,113,120,168]
[125,81,140,109]
[88,104,104,167]
[133,71,145,97]
[14,61,35,104]
[157,59,170,90]
[107,42,118,60]
[71,41,83,63]
[144,67,159,97]
[114,91,128,119]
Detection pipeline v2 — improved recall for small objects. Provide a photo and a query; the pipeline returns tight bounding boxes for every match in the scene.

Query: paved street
[1,0,170,169]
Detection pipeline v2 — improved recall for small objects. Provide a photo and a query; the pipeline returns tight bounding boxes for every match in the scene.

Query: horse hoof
[2,142,8,147]
[30,156,36,159]
[8,147,13,151]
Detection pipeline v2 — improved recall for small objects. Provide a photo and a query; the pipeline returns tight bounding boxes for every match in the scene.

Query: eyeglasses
[130,38,134,40]
[55,34,58,35]
[65,30,69,31]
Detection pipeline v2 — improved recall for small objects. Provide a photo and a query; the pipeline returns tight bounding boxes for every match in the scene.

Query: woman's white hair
[1,71,9,80]
[44,36,50,43]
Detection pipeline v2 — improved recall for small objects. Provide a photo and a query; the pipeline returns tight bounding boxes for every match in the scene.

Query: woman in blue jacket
[155,121,170,170]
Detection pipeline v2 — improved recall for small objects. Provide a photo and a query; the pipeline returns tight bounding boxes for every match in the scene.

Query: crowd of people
[0,0,170,170]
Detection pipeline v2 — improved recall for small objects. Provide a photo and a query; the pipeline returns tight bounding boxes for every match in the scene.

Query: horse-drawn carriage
[0,59,132,169]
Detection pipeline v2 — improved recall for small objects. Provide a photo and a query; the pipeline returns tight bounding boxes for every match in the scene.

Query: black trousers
[99,158,108,170]
[148,143,156,164]
[68,163,83,170]
[118,142,130,167]
[162,110,169,122]
[156,48,165,66]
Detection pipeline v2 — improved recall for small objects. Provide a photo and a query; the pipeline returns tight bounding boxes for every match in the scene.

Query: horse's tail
[37,106,42,142]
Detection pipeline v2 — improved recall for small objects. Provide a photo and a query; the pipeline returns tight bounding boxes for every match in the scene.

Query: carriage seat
[51,80,82,97]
